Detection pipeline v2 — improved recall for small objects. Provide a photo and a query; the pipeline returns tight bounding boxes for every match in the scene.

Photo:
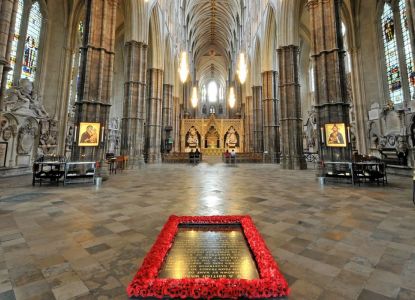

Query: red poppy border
[127,215,290,299]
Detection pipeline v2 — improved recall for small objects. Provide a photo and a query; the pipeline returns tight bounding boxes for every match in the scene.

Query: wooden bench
[223,153,263,163]
[162,152,202,164]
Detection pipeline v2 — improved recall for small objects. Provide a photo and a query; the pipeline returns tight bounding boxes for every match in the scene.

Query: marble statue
[187,127,199,146]
[225,126,238,146]
[4,79,49,119]
[17,121,36,154]
[39,120,58,155]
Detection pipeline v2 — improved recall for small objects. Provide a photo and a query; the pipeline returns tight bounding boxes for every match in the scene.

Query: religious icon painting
[325,123,347,148]
[78,122,100,147]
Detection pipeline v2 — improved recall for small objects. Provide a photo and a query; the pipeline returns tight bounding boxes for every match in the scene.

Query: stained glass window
[342,22,352,74]
[381,3,403,104]
[68,21,84,112]
[219,85,224,101]
[201,85,207,102]
[21,2,42,82]
[208,81,218,102]
[399,0,415,100]
[6,0,24,89]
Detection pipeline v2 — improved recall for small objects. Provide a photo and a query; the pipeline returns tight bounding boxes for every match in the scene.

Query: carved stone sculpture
[38,120,58,155]
[225,126,238,146]
[4,79,49,119]
[17,121,36,154]
[187,127,199,146]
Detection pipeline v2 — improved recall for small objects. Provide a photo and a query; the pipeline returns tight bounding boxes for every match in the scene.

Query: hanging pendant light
[191,87,198,108]
[237,52,248,84]
[228,87,236,108]
[179,51,189,83]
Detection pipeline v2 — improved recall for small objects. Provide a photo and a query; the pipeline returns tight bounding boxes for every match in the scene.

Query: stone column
[182,82,190,119]
[121,41,147,165]
[173,96,180,152]
[146,68,163,163]
[161,83,173,152]
[0,0,18,105]
[252,86,263,152]
[245,96,254,152]
[73,0,118,161]
[262,71,279,163]
[278,45,307,170]
[307,0,351,162]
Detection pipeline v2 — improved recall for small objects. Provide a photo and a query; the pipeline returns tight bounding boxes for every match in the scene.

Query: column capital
[125,40,148,49]
[107,0,119,7]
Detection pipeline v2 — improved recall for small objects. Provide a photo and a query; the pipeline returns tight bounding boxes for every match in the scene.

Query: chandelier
[191,87,198,108]
[179,51,189,83]
[228,87,236,108]
[236,52,247,84]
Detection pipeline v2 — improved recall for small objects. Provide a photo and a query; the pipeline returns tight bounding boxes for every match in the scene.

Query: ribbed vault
[183,0,243,86]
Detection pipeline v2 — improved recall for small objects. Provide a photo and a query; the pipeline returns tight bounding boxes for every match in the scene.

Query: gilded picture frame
[325,123,347,147]
[78,122,100,147]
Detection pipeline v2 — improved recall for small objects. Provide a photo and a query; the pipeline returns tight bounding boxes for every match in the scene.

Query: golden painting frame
[325,123,347,147]
[78,122,100,147]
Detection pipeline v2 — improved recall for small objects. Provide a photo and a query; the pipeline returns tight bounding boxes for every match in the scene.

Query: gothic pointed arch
[262,5,278,72]
[148,4,164,70]
[251,36,262,87]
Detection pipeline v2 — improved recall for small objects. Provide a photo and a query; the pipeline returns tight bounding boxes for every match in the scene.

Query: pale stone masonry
[0,0,17,102]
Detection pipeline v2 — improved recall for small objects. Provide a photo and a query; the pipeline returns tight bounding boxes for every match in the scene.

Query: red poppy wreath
[127,215,290,299]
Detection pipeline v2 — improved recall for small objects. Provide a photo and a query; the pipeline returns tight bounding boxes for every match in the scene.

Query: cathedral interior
[0,0,415,299]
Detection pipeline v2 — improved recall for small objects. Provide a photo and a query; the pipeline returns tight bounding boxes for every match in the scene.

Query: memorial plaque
[128,216,290,299]
[158,224,259,279]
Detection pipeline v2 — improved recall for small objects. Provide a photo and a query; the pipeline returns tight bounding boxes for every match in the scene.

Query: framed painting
[78,122,100,147]
[325,123,347,147]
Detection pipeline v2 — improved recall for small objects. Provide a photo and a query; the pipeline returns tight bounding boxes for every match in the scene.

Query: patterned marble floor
[0,163,414,300]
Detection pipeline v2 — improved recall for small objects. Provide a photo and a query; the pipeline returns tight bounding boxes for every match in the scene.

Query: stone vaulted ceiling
[184,0,242,85]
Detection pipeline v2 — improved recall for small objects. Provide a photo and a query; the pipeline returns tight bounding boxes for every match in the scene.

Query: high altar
[181,114,244,155]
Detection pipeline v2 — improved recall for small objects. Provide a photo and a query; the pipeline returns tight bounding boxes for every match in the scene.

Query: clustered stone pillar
[307,0,351,162]
[278,45,307,170]
[162,83,173,152]
[73,0,118,161]
[245,96,254,152]
[252,86,263,152]
[0,0,18,104]
[146,68,163,163]
[262,71,279,163]
[173,96,180,152]
[182,82,190,119]
[121,41,147,165]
